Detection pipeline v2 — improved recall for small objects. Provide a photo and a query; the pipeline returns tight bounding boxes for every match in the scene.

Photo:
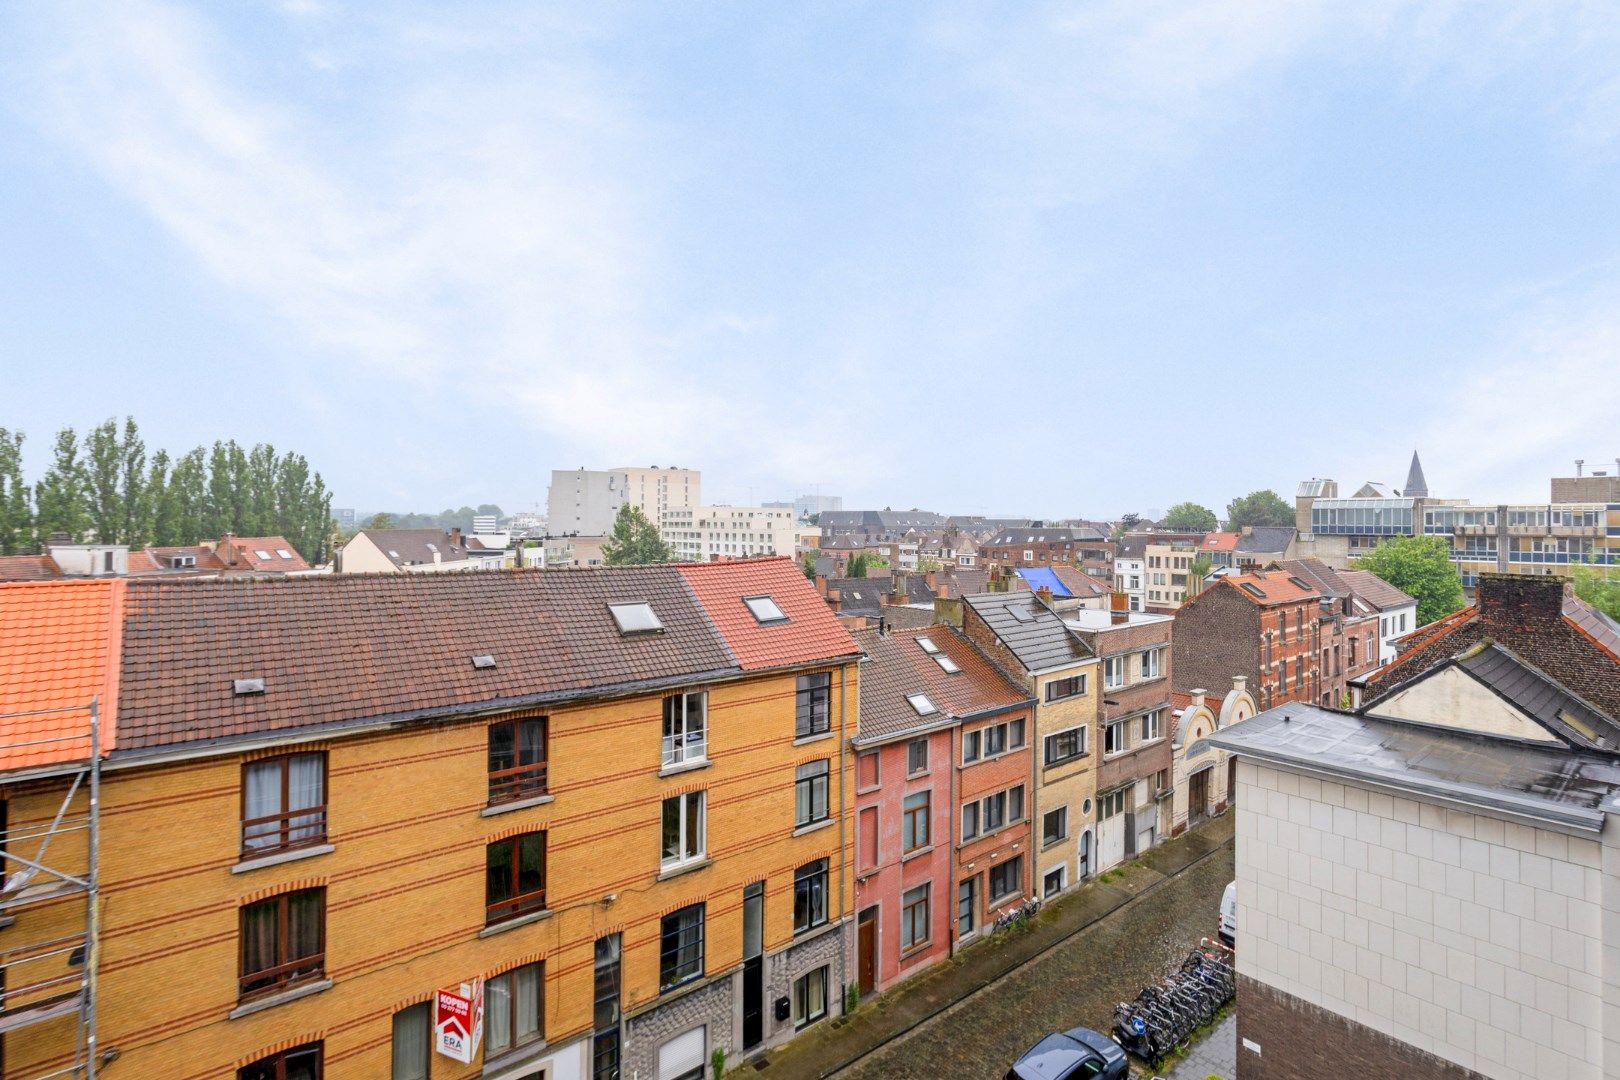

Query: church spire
[1403,451,1429,498]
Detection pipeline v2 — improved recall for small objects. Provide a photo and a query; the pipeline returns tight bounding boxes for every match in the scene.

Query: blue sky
[5,2,1620,519]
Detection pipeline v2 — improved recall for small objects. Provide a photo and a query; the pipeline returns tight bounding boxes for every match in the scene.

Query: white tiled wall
[1235,759,1605,1080]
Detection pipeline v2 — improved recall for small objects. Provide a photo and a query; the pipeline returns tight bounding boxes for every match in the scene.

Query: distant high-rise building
[334,508,357,528]
[793,494,843,520]
[545,466,701,537]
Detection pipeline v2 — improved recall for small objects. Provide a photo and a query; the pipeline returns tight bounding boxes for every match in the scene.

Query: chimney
[1110,591,1129,625]
[450,527,462,547]
[1478,572,1565,635]
[1241,525,1254,536]
[925,570,938,590]
[936,581,952,600]
[1036,585,1054,606]
[1191,687,1208,710]
[817,575,829,597]
[878,616,888,636]
[1232,675,1247,696]
[827,587,842,613]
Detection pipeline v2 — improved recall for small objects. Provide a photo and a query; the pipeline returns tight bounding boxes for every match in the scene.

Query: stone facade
[624,973,735,1080]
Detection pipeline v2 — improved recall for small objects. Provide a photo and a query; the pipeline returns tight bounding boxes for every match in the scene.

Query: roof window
[276,548,294,559]
[426,543,438,553]
[233,678,266,696]
[935,655,961,674]
[1240,583,1266,598]
[743,595,788,624]
[1287,576,1313,591]
[388,550,401,559]
[255,549,273,560]
[609,602,664,635]
[1008,605,1036,623]
[916,636,939,655]
[471,655,497,670]
[907,693,938,716]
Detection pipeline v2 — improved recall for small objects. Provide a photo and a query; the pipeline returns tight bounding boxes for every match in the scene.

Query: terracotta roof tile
[219,536,311,572]
[0,554,63,582]
[0,579,122,772]
[1203,569,1321,607]
[853,625,1031,744]
[676,558,859,671]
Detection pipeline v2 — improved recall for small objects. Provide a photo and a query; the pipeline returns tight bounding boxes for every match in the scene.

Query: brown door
[857,907,878,995]
[1189,769,1210,825]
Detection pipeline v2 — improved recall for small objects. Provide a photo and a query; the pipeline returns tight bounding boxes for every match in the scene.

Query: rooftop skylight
[916,636,939,654]
[907,693,938,716]
[255,549,272,560]
[276,548,294,559]
[935,655,961,674]
[471,655,497,669]
[1240,583,1267,598]
[233,678,265,696]
[743,595,788,624]
[1008,605,1036,623]
[609,602,664,635]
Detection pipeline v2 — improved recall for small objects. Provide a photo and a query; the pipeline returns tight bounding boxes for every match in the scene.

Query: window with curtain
[793,967,828,1028]
[901,885,929,949]
[488,717,548,803]
[239,888,325,1001]
[238,1042,323,1080]
[485,832,547,925]
[241,752,327,855]
[906,738,928,775]
[795,761,829,828]
[391,1003,430,1080]
[486,962,544,1057]
[902,791,929,852]
[660,905,705,990]
[793,859,828,933]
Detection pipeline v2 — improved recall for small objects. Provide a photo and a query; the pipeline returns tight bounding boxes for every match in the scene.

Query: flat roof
[1210,705,1620,832]
[1064,609,1172,630]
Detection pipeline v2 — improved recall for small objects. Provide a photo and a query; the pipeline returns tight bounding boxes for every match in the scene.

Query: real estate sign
[435,979,485,1063]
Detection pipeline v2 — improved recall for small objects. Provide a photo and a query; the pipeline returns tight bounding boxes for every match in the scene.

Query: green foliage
[367,512,396,530]
[845,981,860,1014]
[602,504,673,566]
[6,420,333,562]
[1224,490,1293,530]
[1352,535,1466,626]
[711,1047,726,1079]
[1111,512,1142,540]
[1572,562,1620,619]
[847,552,870,578]
[0,428,31,556]
[1164,501,1219,532]
[800,551,817,580]
[1187,553,1213,596]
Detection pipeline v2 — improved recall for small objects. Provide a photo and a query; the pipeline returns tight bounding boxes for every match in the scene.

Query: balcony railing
[488,761,549,804]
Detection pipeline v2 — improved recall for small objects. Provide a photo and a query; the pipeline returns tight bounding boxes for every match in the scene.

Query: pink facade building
[851,626,1034,996]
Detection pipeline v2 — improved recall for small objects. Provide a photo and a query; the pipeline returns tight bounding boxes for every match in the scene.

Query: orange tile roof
[0,579,122,773]
[677,558,861,671]
[0,554,63,582]
[220,536,311,572]
[1207,569,1321,606]
[1200,532,1241,552]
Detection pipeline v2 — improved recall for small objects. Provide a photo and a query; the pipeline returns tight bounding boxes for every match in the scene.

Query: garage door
[658,1026,706,1080]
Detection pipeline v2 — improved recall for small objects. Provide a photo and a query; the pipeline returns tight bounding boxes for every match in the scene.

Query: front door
[742,882,764,1049]
[857,906,878,995]
[1098,790,1125,870]
[1189,768,1211,825]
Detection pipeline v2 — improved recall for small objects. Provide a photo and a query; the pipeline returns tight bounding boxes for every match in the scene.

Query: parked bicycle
[1111,941,1236,1067]
[992,897,1041,935]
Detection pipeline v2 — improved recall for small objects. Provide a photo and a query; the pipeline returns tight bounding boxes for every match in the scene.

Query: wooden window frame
[488,717,549,804]
[240,752,328,857]
[485,961,545,1057]
[795,673,832,738]
[239,888,326,1002]
[238,1042,324,1080]
[486,831,548,925]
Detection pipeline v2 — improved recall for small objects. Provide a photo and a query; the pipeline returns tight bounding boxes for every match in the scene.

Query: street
[838,843,1235,1079]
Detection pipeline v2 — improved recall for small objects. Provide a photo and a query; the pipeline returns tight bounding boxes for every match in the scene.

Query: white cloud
[10,1,881,495]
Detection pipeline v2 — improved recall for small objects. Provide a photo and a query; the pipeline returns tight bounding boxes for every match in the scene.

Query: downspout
[948,715,959,959]
[838,662,850,1008]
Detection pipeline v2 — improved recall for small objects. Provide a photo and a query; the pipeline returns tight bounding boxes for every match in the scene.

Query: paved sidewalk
[1163,1013,1237,1080]
[753,813,1235,1080]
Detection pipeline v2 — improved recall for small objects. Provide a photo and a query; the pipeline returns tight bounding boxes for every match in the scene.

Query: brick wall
[1171,586,1260,699]
[1237,975,1488,1080]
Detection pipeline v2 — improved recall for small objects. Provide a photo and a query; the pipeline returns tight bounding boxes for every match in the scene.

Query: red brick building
[980,527,1114,576]
[1171,570,1325,711]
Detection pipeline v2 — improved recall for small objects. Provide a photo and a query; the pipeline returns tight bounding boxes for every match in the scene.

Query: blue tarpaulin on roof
[1014,567,1072,597]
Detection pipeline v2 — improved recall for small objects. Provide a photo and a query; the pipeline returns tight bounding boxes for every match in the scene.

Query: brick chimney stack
[1036,585,1055,606]
[827,587,842,613]
[450,527,462,547]
[1477,572,1565,634]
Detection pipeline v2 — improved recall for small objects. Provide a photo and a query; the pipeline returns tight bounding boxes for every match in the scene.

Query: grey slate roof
[987,527,1107,545]
[1210,704,1620,831]
[1455,643,1620,752]
[1403,451,1430,498]
[353,528,471,568]
[1335,569,1417,612]
[961,590,1095,673]
[1234,527,1295,554]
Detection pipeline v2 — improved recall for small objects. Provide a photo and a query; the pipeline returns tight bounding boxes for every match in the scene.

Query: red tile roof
[853,625,1031,743]
[1205,569,1320,607]
[146,546,228,571]
[0,554,63,582]
[1200,533,1240,552]
[0,580,122,773]
[218,536,311,572]
[676,558,860,672]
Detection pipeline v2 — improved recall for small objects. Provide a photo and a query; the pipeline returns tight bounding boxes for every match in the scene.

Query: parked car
[1005,1026,1129,1080]
[1219,880,1236,947]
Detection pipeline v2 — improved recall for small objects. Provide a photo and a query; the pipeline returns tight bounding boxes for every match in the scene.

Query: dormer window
[609,602,664,635]
[743,595,787,624]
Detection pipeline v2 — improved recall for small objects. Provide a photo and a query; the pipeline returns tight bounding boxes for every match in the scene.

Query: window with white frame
[1043,725,1087,766]
[1104,656,1126,689]
[1104,720,1127,755]
[1139,649,1163,679]
[662,692,707,767]
[1141,709,1162,742]
[661,792,706,869]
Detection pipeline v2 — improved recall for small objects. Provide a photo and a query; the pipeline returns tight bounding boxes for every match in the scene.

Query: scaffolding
[0,699,101,1080]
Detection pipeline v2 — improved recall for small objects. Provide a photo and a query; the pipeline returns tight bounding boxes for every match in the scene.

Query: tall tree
[1163,502,1219,532]
[169,447,209,545]
[119,417,148,545]
[246,443,278,536]
[601,504,672,566]
[146,450,180,547]
[0,428,31,555]
[1352,536,1466,626]
[34,427,89,544]
[1225,490,1294,530]
[84,418,125,543]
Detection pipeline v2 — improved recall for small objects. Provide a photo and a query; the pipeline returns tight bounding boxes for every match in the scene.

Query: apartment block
[1,558,859,1080]
[661,506,797,561]
[1173,569,1327,713]
[546,467,701,537]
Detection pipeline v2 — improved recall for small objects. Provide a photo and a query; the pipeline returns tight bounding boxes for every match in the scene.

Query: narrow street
[838,840,1234,1079]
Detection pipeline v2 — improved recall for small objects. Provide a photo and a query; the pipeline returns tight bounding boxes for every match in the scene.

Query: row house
[849,626,1034,996]
[1213,573,1620,1080]
[980,527,1113,577]
[1171,569,1325,712]
[1065,599,1176,869]
[1271,558,1405,707]
[961,591,1108,894]
[1166,678,1256,836]
[1,558,861,1080]
[0,533,312,582]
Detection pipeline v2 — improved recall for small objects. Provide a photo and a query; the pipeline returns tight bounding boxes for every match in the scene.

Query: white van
[1219,881,1236,947]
